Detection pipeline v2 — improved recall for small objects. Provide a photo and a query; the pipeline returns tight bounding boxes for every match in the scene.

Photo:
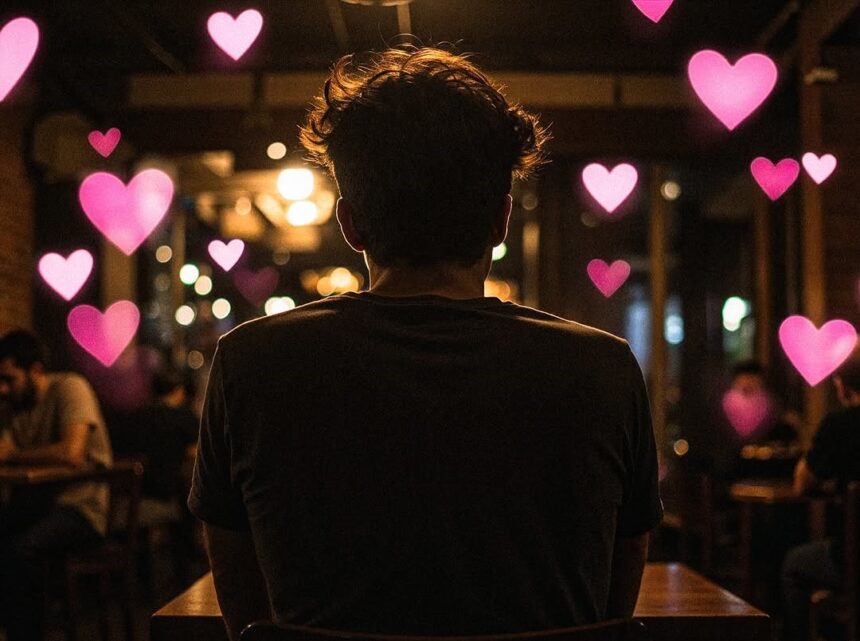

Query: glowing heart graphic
[779,315,858,386]
[208,239,245,272]
[38,250,93,301]
[802,153,837,185]
[722,389,774,439]
[78,169,174,256]
[631,0,674,23]
[88,128,121,158]
[67,301,140,367]
[0,17,39,102]
[234,267,278,305]
[587,259,631,298]
[582,163,638,214]
[207,9,263,61]
[750,157,800,201]
[688,50,778,131]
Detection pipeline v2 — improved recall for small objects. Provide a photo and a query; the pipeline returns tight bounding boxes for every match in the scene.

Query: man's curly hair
[299,45,550,267]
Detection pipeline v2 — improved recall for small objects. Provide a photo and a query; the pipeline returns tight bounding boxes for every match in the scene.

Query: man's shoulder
[217,297,345,350]
[48,372,98,399]
[502,301,633,356]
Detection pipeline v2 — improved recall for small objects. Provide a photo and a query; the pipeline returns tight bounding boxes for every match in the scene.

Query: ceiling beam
[802,0,859,44]
[325,0,352,52]
[129,72,694,110]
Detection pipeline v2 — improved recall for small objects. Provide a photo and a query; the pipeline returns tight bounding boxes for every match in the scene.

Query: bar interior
[1,2,859,641]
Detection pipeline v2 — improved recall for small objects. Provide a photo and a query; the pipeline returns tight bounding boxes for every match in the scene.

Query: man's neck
[367,259,489,300]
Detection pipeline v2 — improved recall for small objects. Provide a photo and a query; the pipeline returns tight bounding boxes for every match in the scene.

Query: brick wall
[0,110,33,333]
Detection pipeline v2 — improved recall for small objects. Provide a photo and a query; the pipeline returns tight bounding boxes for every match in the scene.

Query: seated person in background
[781,348,860,641]
[730,360,800,445]
[0,329,113,641]
[128,366,200,581]
[189,45,662,641]
[723,360,802,481]
[130,367,198,505]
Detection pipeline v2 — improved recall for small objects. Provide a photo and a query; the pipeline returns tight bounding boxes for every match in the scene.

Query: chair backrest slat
[240,620,649,641]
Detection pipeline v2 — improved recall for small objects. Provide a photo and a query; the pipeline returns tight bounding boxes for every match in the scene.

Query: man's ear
[336,198,366,253]
[491,194,513,246]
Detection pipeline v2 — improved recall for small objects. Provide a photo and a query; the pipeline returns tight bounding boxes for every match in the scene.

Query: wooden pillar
[0,110,34,333]
[753,193,772,369]
[798,11,828,437]
[522,218,540,309]
[649,165,668,461]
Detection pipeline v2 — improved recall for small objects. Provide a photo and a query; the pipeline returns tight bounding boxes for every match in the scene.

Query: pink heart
[779,315,858,386]
[78,169,174,256]
[688,50,778,131]
[582,163,638,214]
[208,239,245,272]
[67,301,140,367]
[234,267,278,305]
[207,9,263,61]
[587,259,631,298]
[802,152,837,185]
[750,157,800,201]
[38,249,93,301]
[631,0,674,23]
[0,17,39,102]
[722,389,774,439]
[88,128,121,158]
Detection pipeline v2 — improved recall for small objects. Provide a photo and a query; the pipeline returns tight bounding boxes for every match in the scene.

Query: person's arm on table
[188,344,271,641]
[607,346,663,619]
[606,532,649,618]
[205,523,271,641]
[0,422,89,467]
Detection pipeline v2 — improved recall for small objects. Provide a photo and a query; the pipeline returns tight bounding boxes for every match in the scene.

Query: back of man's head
[300,45,549,267]
[0,329,47,371]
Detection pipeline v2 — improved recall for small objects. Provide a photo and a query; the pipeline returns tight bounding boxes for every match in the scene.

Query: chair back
[240,620,649,641]
[844,481,860,641]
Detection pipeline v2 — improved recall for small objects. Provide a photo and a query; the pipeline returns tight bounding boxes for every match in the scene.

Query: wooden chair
[809,481,860,641]
[240,620,649,641]
[64,459,145,641]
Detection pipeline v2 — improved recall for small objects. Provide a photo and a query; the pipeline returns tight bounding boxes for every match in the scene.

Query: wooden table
[0,464,103,486]
[151,563,768,641]
[730,478,831,597]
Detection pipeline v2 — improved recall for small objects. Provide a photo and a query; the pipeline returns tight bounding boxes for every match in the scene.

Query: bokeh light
[194,275,213,296]
[267,142,287,160]
[155,245,173,263]
[175,304,195,326]
[179,264,200,285]
[264,296,296,315]
[187,350,205,370]
[277,168,314,200]
[492,243,508,261]
[286,201,319,226]
[212,298,231,319]
[722,296,750,332]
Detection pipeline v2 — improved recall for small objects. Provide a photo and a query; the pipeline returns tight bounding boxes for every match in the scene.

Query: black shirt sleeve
[187,343,250,530]
[806,413,840,480]
[616,346,664,537]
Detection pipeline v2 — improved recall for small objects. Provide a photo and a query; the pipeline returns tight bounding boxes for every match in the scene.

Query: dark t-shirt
[806,406,860,486]
[189,292,662,634]
[805,405,860,562]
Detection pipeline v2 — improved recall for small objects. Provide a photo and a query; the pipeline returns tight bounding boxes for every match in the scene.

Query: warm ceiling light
[286,201,319,226]
[277,168,314,200]
[267,142,287,160]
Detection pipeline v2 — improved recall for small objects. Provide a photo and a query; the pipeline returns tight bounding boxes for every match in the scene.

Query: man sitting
[0,329,113,641]
[189,45,663,641]
[782,348,860,641]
